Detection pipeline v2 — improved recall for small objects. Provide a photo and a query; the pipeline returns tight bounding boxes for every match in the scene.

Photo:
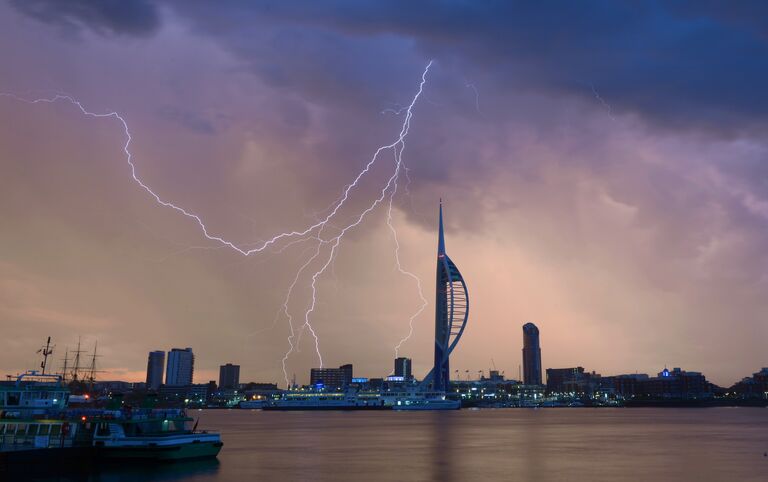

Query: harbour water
[38,407,767,482]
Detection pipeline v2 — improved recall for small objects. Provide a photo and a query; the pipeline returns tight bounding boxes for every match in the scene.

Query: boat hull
[96,440,223,461]
[0,447,95,476]
[393,400,461,411]
[263,405,388,411]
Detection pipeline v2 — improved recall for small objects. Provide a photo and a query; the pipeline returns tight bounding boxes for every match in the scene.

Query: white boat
[392,394,460,411]
[382,388,461,411]
[89,409,222,461]
[0,371,81,452]
[264,390,386,410]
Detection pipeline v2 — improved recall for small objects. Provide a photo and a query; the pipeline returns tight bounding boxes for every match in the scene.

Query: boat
[1,338,223,472]
[0,370,95,476]
[263,387,461,411]
[88,409,223,461]
[378,387,461,411]
[391,391,461,411]
[238,399,266,409]
[264,389,387,410]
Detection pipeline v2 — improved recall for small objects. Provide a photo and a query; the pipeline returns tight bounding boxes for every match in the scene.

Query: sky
[1,1,767,387]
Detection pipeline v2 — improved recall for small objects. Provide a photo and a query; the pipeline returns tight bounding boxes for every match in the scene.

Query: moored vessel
[89,409,222,461]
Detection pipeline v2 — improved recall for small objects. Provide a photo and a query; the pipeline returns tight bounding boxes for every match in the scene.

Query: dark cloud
[14,1,768,132]
[158,105,217,135]
[226,0,768,134]
[10,0,160,37]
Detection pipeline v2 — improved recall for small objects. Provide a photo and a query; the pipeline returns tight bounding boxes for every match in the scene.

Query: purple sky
[1,1,767,386]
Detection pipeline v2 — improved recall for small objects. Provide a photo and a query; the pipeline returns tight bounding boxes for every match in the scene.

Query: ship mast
[71,336,83,382]
[37,336,54,375]
[86,340,101,390]
[60,347,70,383]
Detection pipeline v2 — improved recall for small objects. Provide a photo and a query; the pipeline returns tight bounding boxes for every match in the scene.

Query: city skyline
[2,2,768,387]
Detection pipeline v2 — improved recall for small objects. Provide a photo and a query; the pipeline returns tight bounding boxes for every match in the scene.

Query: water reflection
[429,411,455,482]
[36,458,220,482]
[25,408,768,482]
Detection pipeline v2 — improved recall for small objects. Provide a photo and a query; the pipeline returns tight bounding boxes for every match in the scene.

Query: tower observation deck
[422,201,469,391]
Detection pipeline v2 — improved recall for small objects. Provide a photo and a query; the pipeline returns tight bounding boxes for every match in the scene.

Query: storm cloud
[2,1,767,386]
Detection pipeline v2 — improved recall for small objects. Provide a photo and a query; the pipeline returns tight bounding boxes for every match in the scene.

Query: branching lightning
[388,149,428,360]
[2,60,434,388]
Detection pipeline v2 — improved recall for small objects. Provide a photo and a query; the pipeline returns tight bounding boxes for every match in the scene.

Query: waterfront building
[600,373,649,398]
[158,383,208,403]
[219,363,240,390]
[242,382,280,401]
[394,357,413,380]
[522,323,542,385]
[145,350,165,391]
[166,348,194,386]
[639,367,712,399]
[94,380,146,395]
[207,380,218,395]
[546,367,602,395]
[451,378,545,407]
[484,370,505,382]
[729,368,768,399]
[425,202,469,391]
[310,364,353,390]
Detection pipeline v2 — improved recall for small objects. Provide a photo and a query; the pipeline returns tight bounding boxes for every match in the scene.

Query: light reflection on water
[39,407,768,482]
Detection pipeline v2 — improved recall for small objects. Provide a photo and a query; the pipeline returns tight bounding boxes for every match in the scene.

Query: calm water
[38,408,768,482]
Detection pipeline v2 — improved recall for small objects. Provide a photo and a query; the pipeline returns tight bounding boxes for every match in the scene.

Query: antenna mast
[38,337,54,375]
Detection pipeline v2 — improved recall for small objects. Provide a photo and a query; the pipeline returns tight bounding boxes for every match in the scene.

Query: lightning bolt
[388,160,429,360]
[465,81,482,115]
[1,60,434,388]
[590,84,616,121]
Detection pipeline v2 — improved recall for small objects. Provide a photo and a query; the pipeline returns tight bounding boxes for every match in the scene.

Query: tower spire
[438,199,445,256]
[425,199,469,392]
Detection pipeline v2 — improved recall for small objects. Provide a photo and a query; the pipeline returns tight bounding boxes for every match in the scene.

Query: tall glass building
[165,347,195,386]
[145,350,165,391]
[522,323,542,385]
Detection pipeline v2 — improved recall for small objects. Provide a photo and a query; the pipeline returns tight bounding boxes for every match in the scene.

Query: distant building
[241,382,279,400]
[241,382,279,391]
[145,350,165,391]
[546,367,601,395]
[219,363,240,390]
[394,357,413,380]
[93,380,145,395]
[158,383,208,403]
[601,373,650,398]
[310,364,353,390]
[522,323,542,385]
[730,368,768,399]
[206,380,218,401]
[639,367,712,399]
[484,370,505,382]
[166,348,194,386]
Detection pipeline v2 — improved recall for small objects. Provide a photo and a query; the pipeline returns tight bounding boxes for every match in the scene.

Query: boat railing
[13,371,65,387]
[0,431,74,452]
[65,408,188,421]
